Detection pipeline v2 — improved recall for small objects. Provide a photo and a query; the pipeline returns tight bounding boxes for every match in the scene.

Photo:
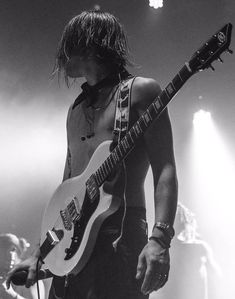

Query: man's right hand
[6,247,42,289]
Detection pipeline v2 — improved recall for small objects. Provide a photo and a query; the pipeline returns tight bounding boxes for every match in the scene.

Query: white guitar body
[40,140,121,276]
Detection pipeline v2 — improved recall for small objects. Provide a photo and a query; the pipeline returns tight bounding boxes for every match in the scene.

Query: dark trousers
[49,207,149,299]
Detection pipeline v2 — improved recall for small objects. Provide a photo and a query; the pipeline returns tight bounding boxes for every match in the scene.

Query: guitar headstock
[189,23,233,73]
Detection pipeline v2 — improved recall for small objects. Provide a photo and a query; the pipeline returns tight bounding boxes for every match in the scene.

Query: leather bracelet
[153,222,175,240]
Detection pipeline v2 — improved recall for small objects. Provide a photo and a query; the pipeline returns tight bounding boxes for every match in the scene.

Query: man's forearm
[150,164,178,247]
[154,164,178,225]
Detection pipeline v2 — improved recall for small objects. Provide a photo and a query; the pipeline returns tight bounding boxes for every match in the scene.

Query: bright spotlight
[149,0,163,9]
[193,109,212,130]
[190,108,235,299]
[192,108,235,227]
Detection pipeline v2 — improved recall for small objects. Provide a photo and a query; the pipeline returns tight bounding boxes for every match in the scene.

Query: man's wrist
[149,236,170,249]
[149,221,175,248]
[152,222,175,239]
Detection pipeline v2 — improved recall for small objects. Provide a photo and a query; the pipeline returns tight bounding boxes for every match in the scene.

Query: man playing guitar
[6,9,178,299]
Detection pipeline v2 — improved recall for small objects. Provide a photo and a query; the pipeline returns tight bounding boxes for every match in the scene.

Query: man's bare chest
[67,98,117,175]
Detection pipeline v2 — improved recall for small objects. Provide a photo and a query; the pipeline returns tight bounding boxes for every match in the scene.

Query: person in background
[154,202,222,299]
[0,233,45,299]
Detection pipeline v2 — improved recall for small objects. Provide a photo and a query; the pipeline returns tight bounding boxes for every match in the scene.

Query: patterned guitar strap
[112,76,136,249]
[113,76,136,144]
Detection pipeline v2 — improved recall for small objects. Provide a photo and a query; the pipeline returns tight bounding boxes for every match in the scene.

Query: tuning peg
[209,65,215,71]
[217,57,223,63]
[227,48,233,54]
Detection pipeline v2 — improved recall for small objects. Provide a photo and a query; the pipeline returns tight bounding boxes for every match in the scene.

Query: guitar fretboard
[93,63,192,187]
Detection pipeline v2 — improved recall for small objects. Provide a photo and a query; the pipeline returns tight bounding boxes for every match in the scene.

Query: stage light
[191,109,235,297]
[192,109,234,199]
[193,109,211,128]
[149,0,163,9]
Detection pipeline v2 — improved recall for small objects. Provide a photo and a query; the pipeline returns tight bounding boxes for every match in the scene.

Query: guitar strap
[112,76,136,250]
[113,76,136,144]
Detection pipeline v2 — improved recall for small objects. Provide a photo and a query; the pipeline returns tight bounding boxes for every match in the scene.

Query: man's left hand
[136,239,170,295]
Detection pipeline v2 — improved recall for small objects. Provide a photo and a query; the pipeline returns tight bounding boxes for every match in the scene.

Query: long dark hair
[54,10,131,83]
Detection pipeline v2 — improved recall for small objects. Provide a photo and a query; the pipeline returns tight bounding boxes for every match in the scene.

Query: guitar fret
[133,126,139,137]
[105,159,111,172]
[172,75,182,90]
[129,130,135,143]
[152,102,159,114]
[125,135,131,147]
[165,83,175,98]
[141,114,147,127]
[121,142,128,155]
[120,143,126,155]
[112,150,119,163]
[135,121,142,135]
[99,168,105,181]
[100,166,106,181]
[112,154,117,167]
[179,65,190,81]
[170,80,176,92]
[161,90,171,105]
[143,111,152,126]
[103,163,108,176]
[96,169,102,182]
[146,109,152,121]
[95,170,101,185]
[122,141,127,151]
[157,97,163,108]
[178,71,183,82]
[153,98,162,113]
[107,156,114,169]
[122,136,129,151]
[139,118,146,130]
[115,148,121,161]
[127,134,134,147]
[117,145,123,157]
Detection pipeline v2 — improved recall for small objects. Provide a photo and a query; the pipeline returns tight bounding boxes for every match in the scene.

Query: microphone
[11,269,53,286]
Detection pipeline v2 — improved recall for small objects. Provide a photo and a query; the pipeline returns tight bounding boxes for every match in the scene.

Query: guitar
[39,23,233,277]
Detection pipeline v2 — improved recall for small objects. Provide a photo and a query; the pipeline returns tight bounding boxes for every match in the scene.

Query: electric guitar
[39,23,233,277]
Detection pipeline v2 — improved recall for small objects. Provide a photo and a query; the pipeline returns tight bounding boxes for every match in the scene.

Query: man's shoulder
[131,76,161,109]
[133,76,160,90]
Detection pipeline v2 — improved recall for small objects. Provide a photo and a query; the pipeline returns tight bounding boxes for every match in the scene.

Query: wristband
[153,222,175,240]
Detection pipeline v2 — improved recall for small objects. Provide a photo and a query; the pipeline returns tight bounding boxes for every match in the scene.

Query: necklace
[81,84,120,140]
[90,84,119,110]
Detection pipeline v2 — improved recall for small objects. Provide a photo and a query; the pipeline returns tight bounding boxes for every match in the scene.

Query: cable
[36,258,41,299]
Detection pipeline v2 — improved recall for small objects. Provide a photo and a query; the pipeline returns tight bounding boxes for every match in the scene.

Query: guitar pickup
[86,175,100,203]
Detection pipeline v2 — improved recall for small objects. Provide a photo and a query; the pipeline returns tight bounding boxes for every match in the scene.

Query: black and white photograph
[0,1,234,298]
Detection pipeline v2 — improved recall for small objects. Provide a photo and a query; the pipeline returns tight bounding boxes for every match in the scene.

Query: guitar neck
[93,63,193,187]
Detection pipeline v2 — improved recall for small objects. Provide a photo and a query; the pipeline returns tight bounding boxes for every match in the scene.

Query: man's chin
[66,71,82,79]
[65,64,82,78]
